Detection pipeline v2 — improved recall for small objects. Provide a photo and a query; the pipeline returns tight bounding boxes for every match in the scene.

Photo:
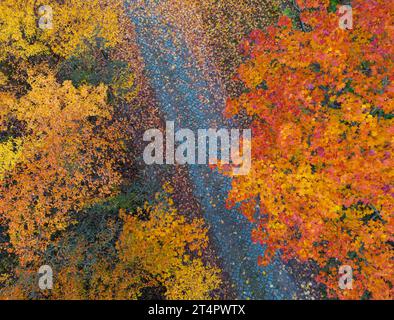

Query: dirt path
[127,0,302,299]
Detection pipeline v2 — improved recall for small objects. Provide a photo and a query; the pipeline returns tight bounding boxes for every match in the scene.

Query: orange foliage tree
[0,72,124,266]
[225,0,393,299]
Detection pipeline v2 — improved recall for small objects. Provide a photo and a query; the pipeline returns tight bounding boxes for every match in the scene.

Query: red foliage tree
[225,0,393,299]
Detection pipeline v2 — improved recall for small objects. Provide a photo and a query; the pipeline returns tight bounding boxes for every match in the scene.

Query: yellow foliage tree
[0,0,123,61]
[109,190,222,300]
[81,189,221,300]
[0,138,22,180]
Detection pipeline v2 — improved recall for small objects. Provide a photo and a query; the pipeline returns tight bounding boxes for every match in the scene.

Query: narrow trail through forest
[128,1,301,299]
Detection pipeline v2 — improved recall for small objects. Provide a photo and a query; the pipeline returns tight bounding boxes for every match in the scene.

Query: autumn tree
[105,187,221,300]
[0,187,221,300]
[0,0,122,61]
[57,37,137,103]
[225,0,393,299]
[0,0,135,98]
[0,72,124,266]
[0,0,139,270]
